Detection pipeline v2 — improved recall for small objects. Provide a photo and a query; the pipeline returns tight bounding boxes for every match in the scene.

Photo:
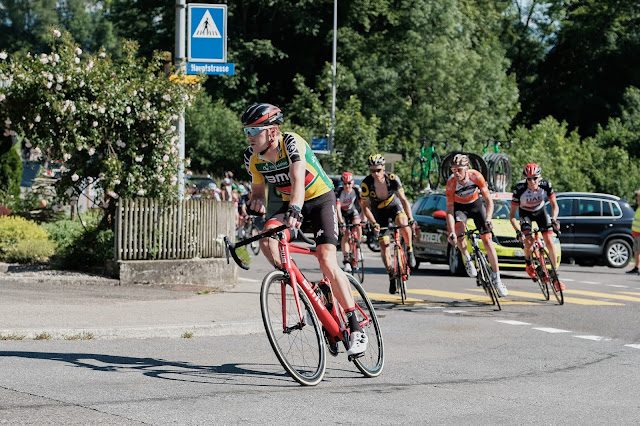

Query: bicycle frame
[459,226,501,309]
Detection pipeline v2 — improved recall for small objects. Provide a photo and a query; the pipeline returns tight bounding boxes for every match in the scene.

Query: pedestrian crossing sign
[188,4,227,63]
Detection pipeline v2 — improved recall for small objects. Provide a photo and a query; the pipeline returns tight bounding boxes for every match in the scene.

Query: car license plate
[513,250,525,257]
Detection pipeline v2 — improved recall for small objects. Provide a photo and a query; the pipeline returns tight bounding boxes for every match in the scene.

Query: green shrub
[50,226,114,271]
[0,216,55,263]
[0,137,22,200]
[42,219,88,250]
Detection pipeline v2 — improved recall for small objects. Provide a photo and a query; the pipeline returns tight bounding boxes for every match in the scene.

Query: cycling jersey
[243,132,334,202]
[361,173,405,210]
[511,179,555,212]
[336,186,361,212]
[445,170,490,208]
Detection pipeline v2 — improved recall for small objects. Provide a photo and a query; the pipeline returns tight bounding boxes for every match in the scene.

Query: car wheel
[604,239,632,268]
[448,245,466,276]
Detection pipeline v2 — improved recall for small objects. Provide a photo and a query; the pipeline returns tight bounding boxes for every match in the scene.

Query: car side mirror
[432,210,447,220]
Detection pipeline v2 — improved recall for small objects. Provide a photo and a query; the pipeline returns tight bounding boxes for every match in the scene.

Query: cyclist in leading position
[445,154,508,297]
[360,154,417,294]
[241,103,367,357]
[336,171,363,273]
[509,163,565,290]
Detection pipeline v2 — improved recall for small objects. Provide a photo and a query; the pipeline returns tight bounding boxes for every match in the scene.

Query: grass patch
[34,332,52,340]
[196,289,211,295]
[181,331,194,339]
[64,332,95,340]
[0,333,26,340]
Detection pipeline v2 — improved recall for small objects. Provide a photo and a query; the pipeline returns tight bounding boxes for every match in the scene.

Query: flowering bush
[0,28,201,214]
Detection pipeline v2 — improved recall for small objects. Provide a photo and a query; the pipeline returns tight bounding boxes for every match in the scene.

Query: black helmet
[367,154,385,166]
[241,103,284,126]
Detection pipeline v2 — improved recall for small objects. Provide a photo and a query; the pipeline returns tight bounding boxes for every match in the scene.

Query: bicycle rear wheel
[427,152,441,190]
[344,273,384,377]
[250,225,260,255]
[260,270,326,386]
[541,248,564,305]
[476,252,501,310]
[353,242,365,283]
[410,157,425,192]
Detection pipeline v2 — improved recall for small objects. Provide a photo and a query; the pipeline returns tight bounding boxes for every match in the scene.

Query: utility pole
[329,0,337,153]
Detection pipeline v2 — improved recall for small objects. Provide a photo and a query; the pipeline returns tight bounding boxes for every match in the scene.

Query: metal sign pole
[329,0,337,154]
[176,0,186,199]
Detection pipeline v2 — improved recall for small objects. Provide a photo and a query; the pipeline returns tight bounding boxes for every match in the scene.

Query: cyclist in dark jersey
[509,162,564,290]
[361,154,416,294]
[336,171,362,272]
[241,103,367,356]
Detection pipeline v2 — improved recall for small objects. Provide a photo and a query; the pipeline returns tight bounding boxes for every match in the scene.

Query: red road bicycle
[379,223,411,304]
[526,227,564,305]
[341,223,365,283]
[224,224,384,386]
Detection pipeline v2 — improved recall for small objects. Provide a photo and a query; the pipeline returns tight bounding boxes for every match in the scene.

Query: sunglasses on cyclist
[370,168,383,173]
[526,177,539,181]
[451,166,467,172]
[243,125,275,136]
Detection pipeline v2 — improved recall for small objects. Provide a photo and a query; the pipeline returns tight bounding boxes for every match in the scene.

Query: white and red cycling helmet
[523,163,541,178]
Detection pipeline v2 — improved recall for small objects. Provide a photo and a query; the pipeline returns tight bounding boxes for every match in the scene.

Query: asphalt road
[1,246,640,424]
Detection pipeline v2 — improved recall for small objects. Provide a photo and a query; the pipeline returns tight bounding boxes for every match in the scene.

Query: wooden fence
[114,198,235,261]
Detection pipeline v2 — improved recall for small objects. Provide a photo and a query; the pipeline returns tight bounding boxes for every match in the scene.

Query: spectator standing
[627,189,640,274]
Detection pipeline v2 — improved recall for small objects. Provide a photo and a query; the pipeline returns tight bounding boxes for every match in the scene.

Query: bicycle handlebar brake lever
[223,236,250,270]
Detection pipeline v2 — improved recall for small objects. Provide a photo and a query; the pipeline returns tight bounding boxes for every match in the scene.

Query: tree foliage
[0,28,200,215]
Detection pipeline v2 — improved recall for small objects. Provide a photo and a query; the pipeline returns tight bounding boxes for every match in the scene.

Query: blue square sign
[188,4,227,63]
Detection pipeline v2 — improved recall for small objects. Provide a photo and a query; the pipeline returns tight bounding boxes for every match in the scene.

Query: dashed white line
[562,278,575,282]
[495,320,531,325]
[582,281,600,284]
[608,285,629,288]
[574,335,611,342]
[624,344,640,350]
[532,327,571,334]
[443,310,467,314]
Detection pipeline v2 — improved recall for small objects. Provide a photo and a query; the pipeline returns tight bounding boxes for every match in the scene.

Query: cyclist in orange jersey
[445,154,508,297]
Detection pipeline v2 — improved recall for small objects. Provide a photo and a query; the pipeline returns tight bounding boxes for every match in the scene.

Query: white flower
[98,106,105,114]
[0,94,5,102]
[132,90,137,96]
[135,156,143,162]
[65,188,73,196]
[71,173,79,182]
[88,147,95,156]
[46,82,53,89]
[79,81,85,87]
[126,106,131,113]
[162,94,171,101]
[92,121,98,127]
[86,60,93,70]
[116,140,125,148]
[162,155,169,162]
[158,176,166,183]
[0,52,6,60]
[4,118,10,126]
[54,54,60,62]
[137,189,145,196]
[75,48,82,55]
[40,56,48,64]
[107,190,118,199]
[99,52,106,58]
[114,179,121,185]
[34,115,41,123]
[77,145,83,151]
[56,117,61,122]
[55,84,62,91]
[74,57,80,64]
[53,29,61,37]
[63,153,71,161]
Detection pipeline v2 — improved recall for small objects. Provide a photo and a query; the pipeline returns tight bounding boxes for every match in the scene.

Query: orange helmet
[341,172,354,183]
[451,154,470,167]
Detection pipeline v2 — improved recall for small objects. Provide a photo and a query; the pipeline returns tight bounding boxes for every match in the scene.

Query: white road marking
[495,320,531,325]
[562,278,575,282]
[624,344,640,350]
[532,327,571,334]
[608,285,628,288]
[582,281,600,284]
[574,335,611,342]
[443,310,467,314]
[238,277,260,283]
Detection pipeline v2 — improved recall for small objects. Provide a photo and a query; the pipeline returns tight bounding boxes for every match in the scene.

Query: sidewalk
[0,264,264,340]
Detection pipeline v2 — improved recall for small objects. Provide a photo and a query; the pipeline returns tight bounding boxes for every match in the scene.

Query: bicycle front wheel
[541,248,564,305]
[410,157,425,192]
[532,253,550,300]
[427,152,441,190]
[345,273,384,377]
[394,245,407,304]
[250,225,260,255]
[354,242,365,283]
[476,252,501,310]
[260,270,326,386]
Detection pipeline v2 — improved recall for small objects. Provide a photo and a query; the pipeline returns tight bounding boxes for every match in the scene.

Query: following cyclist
[360,154,417,294]
[509,163,565,291]
[336,171,363,273]
[445,154,508,297]
[241,103,367,357]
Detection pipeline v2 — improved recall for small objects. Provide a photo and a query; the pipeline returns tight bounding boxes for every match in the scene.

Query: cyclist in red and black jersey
[509,163,565,290]
[242,103,367,356]
[361,154,416,294]
[336,172,363,272]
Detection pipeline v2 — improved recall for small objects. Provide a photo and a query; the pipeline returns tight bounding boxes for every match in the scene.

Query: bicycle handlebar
[379,223,411,231]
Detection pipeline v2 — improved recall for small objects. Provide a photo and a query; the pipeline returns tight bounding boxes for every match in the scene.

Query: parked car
[412,191,561,275]
[185,175,219,199]
[550,192,634,268]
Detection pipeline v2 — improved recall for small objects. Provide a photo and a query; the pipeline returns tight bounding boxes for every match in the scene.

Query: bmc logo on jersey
[265,172,290,184]
[285,138,299,156]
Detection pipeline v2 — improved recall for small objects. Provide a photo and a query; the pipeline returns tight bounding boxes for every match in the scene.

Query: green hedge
[0,216,55,263]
